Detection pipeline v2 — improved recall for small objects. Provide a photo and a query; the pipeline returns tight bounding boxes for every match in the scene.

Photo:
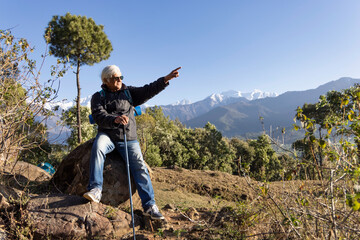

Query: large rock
[52,139,139,207]
[1,161,51,182]
[0,161,49,210]
[27,194,139,239]
[1,161,51,190]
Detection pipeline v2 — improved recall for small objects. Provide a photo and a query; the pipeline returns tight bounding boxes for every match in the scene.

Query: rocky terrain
[1,141,359,239]
[0,159,320,239]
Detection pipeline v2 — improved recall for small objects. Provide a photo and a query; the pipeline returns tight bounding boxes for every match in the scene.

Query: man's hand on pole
[114,115,129,125]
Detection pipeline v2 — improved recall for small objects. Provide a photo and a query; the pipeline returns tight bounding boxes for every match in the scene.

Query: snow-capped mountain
[49,90,275,110]
[160,89,278,122]
[209,90,278,103]
[171,99,192,106]
[219,89,278,100]
[185,77,360,139]
[45,95,92,113]
[171,90,278,108]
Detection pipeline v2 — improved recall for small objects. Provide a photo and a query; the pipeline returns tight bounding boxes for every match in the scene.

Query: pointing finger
[173,67,181,72]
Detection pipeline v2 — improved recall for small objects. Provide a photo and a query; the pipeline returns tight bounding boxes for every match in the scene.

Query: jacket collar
[101,83,128,92]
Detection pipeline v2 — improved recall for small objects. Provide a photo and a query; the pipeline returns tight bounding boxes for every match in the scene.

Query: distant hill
[184,77,360,140]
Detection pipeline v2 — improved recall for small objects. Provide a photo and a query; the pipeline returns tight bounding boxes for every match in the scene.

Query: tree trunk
[76,60,82,144]
[356,138,360,163]
[318,128,323,166]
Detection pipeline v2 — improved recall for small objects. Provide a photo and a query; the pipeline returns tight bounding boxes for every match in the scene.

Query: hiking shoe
[83,188,102,203]
[144,204,165,220]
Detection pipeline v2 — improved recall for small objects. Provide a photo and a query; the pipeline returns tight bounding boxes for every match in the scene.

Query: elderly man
[83,65,181,220]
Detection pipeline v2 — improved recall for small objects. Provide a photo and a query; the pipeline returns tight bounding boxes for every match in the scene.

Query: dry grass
[135,167,360,239]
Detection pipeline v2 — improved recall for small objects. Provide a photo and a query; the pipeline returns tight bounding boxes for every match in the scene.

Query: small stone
[186,207,199,220]
[163,203,176,210]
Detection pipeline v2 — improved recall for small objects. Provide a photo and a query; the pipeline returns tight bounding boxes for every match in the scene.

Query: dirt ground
[122,167,317,240]
[2,162,350,239]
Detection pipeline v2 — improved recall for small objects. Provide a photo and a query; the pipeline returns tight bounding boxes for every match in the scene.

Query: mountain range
[182,77,360,140]
[160,90,278,122]
[45,77,359,144]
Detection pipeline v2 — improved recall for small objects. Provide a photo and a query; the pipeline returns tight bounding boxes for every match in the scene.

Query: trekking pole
[122,125,136,240]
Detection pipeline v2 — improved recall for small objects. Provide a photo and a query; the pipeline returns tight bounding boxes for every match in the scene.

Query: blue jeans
[88,132,155,209]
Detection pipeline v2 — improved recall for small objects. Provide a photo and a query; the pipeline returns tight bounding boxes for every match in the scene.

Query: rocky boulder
[52,139,139,207]
[27,194,139,239]
[1,161,51,190]
[1,160,51,181]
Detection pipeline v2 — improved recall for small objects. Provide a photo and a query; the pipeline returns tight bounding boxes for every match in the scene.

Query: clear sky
[2,0,360,106]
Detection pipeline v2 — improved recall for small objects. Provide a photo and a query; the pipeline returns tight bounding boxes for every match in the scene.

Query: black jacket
[91,77,168,141]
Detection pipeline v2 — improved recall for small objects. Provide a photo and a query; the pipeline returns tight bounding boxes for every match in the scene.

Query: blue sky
[2,0,360,106]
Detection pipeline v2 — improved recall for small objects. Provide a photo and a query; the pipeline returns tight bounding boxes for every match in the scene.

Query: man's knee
[93,134,115,153]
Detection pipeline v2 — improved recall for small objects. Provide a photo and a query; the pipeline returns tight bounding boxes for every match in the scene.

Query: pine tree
[45,13,113,143]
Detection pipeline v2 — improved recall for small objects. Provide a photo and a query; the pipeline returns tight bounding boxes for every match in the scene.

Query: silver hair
[101,65,121,84]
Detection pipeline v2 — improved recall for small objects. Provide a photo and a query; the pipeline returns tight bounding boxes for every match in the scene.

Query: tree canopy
[45,13,113,66]
[45,13,113,144]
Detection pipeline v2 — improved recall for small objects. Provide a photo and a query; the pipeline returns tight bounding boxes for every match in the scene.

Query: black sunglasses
[112,76,124,81]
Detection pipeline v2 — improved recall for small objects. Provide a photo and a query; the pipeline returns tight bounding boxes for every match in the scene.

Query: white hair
[101,65,121,84]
